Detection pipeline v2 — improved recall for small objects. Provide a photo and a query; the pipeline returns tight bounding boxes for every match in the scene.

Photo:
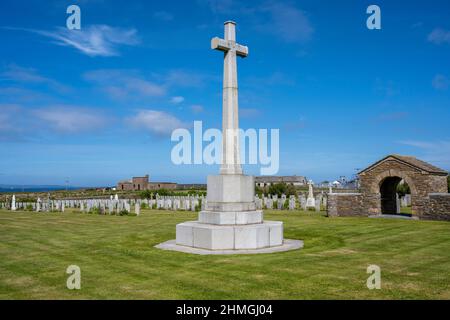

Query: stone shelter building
[327,155,450,221]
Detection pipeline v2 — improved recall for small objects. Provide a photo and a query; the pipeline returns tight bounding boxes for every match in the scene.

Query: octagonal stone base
[198,210,263,225]
[156,239,303,255]
[175,221,283,250]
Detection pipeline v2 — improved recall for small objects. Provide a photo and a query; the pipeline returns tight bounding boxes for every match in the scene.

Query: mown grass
[0,209,449,299]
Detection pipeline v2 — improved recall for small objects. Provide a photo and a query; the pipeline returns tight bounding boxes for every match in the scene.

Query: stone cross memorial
[157,21,302,254]
[306,180,316,209]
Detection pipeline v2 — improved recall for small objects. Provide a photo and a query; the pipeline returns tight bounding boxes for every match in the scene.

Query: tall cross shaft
[211,21,248,175]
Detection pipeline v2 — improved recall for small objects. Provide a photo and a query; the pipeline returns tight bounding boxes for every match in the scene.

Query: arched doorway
[380,177,411,215]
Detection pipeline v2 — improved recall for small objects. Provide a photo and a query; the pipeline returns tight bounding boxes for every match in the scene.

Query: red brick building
[117,175,177,191]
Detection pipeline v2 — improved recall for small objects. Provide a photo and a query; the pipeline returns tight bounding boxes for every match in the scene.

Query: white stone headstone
[11,195,16,211]
[306,180,316,208]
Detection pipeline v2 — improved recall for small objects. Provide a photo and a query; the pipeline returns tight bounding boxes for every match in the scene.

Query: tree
[268,183,296,197]
[396,182,410,197]
[255,186,264,197]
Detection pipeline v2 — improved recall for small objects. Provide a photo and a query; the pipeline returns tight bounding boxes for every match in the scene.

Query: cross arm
[235,43,248,58]
[211,37,249,57]
[211,37,230,51]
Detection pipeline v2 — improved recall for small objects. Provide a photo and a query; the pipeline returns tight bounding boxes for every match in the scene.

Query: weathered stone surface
[327,155,449,221]
[156,239,303,255]
[198,210,263,225]
[422,194,450,221]
[327,193,365,217]
[175,221,283,250]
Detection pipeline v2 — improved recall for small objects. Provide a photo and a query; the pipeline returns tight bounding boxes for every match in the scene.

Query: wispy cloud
[0,104,107,141]
[199,0,313,44]
[240,108,261,118]
[374,78,398,97]
[190,104,204,114]
[0,104,24,141]
[411,22,424,29]
[162,70,213,88]
[7,25,140,57]
[197,0,236,14]
[0,104,20,131]
[33,106,108,133]
[427,28,450,45]
[398,140,450,169]
[432,74,449,90]
[0,64,71,93]
[258,2,314,43]
[126,110,187,136]
[0,86,54,103]
[84,69,166,99]
[170,96,185,104]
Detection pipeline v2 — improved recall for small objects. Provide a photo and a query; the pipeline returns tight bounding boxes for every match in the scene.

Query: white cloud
[259,2,314,43]
[33,106,107,133]
[84,70,166,99]
[170,96,185,104]
[10,25,140,57]
[0,64,71,93]
[199,1,313,44]
[190,104,204,113]
[427,28,450,45]
[198,0,235,14]
[126,110,187,136]
[0,105,23,141]
[432,74,449,90]
[1,64,48,83]
[374,78,398,97]
[398,140,450,169]
[0,104,19,132]
[163,70,212,88]
[0,87,54,103]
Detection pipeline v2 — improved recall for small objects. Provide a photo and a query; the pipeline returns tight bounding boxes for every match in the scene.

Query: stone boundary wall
[422,193,450,221]
[327,193,365,217]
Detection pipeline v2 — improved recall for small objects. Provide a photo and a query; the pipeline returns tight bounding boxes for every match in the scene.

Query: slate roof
[359,155,448,175]
[255,176,307,183]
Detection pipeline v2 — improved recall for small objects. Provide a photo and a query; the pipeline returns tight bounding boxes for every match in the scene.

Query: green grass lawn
[0,209,449,299]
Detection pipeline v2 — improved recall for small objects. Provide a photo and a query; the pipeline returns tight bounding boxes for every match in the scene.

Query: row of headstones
[399,194,412,207]
[0,193,328,213]
[0,196,205,215]
[255,194,327,211]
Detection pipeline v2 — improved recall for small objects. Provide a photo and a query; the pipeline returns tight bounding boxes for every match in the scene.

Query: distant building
[255,176,307,188]
[177,184,207,190]
[117,175,177,191]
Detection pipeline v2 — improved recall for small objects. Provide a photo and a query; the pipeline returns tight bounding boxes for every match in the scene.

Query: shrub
[88,207,100,215]
[139,190,153,199]
[268,183,297,197]
[397,183,411,197]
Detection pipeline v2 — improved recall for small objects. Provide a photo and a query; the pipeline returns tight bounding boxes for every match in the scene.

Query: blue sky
[1,0,450,186]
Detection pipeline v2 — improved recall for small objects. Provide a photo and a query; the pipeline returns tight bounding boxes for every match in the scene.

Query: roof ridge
[360,154,448,175]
